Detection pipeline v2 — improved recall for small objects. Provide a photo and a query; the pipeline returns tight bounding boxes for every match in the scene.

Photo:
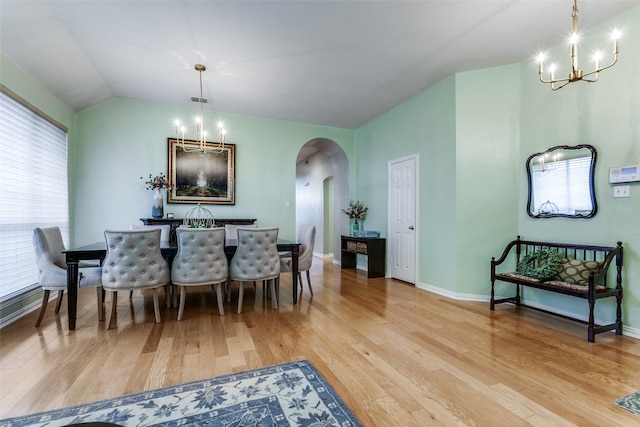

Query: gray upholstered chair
[101,229,170,329]
[224,223,258,295]
[33,227,103,327]
[171,227,228,319]
[229,227,280,313]
[129,224,171,243]
[224,223,256,242]
[281,225,316,295]
[128,224,172,305]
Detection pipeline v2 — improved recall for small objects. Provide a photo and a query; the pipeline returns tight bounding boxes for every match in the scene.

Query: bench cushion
[497,272,608,293]
[543,280,607,293]
[555,258,602,285]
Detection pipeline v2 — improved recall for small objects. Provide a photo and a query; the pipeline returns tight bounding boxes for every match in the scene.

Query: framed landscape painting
[168,138,235,205]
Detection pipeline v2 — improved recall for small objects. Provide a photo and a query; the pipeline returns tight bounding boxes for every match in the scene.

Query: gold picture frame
[167,138,235,205]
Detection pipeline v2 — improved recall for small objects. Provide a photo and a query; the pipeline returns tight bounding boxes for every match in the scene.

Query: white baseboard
[416,281,488,302]
[0,291,42,329]
[415,281,638,341]
[315,252,333,259]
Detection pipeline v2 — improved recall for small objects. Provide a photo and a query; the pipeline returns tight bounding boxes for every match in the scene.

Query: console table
[140,218,257,245]
[340,235,386,278]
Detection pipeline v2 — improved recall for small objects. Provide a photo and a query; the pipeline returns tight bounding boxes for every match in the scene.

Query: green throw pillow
[517,247,562,281]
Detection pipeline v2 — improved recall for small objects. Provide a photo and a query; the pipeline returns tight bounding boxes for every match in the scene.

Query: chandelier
[174,64,226,152]
[537,0,620,91]
[535,152,561,173]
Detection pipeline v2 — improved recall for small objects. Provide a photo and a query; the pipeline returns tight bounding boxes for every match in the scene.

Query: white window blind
[0,90,69,300]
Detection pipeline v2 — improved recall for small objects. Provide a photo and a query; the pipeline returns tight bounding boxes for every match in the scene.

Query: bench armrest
[491,237,522,281]
[589,242,623,291]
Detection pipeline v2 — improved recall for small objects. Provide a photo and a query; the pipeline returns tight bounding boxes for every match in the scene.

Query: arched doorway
[294,138,348,262]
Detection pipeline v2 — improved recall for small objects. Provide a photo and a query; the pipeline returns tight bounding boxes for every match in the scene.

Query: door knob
[409,226,414,230]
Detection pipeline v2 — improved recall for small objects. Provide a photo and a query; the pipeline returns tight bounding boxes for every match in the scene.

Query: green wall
[354,64,521,297]
[355,76,459,292]
[72,99,355,245]
[455,64,521,297]
[354,6,639,334]
[516,7,640,331]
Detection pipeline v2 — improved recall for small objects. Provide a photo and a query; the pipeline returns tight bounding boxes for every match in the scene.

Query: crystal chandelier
[537,0,620,91]
[174,64,226,152]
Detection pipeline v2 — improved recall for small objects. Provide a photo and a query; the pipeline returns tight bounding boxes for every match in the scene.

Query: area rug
[0,360,362,427]
[615,390,640,416]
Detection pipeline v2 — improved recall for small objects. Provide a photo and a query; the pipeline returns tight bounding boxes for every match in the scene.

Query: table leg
[291,245,299,304]
[66,261,79,331]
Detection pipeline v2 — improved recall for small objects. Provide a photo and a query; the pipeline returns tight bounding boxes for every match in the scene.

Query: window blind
[0,90,69,300]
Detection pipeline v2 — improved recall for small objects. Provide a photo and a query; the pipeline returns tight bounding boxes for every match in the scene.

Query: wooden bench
[490,236,623,342]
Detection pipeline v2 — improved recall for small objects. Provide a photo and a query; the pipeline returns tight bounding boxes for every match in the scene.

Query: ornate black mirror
[526,144,597,218]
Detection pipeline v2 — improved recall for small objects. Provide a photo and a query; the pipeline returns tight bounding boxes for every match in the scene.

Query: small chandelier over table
[174,64,227,152]
[537,0,620,91]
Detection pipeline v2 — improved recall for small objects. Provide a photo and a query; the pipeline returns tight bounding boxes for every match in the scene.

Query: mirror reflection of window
[527,145,597,218]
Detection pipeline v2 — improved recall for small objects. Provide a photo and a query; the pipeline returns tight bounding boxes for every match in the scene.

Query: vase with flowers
[141,173,171,219]
[342,199,368,236]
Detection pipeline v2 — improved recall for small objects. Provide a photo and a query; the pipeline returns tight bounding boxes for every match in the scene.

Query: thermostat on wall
[609,164,640,183]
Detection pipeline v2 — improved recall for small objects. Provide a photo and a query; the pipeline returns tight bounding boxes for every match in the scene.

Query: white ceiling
[1,1,637,129]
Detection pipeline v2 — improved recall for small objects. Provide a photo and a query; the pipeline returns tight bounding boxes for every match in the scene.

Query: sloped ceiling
[1,1,637,129]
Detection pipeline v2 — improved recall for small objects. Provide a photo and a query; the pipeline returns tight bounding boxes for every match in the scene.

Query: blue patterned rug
[615,390,640,416]
[0,360,362,426]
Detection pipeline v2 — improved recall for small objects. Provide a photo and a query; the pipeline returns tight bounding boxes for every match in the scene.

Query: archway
[294,138,348,262]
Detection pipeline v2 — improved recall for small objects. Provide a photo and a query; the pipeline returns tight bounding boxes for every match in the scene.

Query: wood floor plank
[0,259,638,425]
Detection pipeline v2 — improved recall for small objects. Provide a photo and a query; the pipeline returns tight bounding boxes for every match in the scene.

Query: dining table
[63,238,301,331]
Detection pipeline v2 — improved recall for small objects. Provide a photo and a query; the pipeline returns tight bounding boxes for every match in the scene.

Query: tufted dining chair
[224,223,256,242]
[129,224,171,243]
[229,227,280,313]
[171,227,228,319]
[281,225,316,295]
[224,224,258,293]
[33,227,103,327]
[128,224,172,305]
[101,229,170,329]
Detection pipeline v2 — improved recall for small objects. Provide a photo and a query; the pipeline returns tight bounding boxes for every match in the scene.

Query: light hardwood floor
[1,259,639,425]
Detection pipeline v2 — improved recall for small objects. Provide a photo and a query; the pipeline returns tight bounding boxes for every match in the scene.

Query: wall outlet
[613,185,630,198]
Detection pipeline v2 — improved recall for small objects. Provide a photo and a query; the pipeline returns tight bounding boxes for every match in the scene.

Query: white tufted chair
[33,227,103,327]
[171,227,228,319]
[101,229,170,329]
[281,225,316,295]
[128,224,172,305]
[224,223,256,242]
[229,227,280,313]
[129,224,171,243]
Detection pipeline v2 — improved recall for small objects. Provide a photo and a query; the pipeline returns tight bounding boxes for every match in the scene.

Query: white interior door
[388,155,417,283]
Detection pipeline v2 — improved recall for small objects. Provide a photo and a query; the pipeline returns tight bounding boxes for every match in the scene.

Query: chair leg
[214,283,225,316]
[298,272,303,290]
[96,287,104,321]
[177,286,186,321]
[35,289,51,327]
[54,289,64,313]
[269,279,278,310]
[107,291,118,329]
[306,270,313,296]
[153,288,161,323]
[227,280,232,302]
[173,285,178,308]
[237,282,245,314]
